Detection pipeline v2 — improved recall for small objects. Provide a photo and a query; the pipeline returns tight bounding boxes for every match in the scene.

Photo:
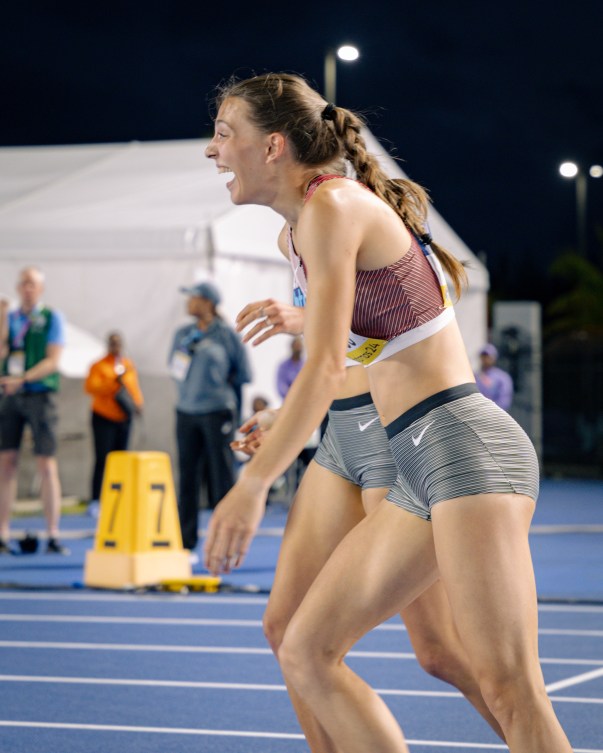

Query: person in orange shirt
[84,332,143,509]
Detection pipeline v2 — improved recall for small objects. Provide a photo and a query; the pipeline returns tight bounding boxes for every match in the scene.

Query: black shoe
[46,537,70,555]
[0,539,16,555]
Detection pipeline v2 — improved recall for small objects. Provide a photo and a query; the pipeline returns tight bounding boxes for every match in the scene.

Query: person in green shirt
[0,266,69,555]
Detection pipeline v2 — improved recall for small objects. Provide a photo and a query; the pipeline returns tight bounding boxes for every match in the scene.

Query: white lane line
[2,723,599,751]
[0,592,602,615]
[0,720,303,740]
[2,614,603,639]
[0,592,269,605]
[1,674,602,706]
[540,657,603,667]
[539,629,603,637]
[538,604,603,614]
[546,667,603,693]
[0,721,516,749]
[0,641,273,655]
[1,641,603,669]
[530,524,603,533]
[0,675,288,691]
[0,614,264,627]
[550,695,603,705]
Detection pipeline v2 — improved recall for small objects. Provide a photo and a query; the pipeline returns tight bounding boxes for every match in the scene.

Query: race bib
[346,333,388,365]
[169,351,191,382]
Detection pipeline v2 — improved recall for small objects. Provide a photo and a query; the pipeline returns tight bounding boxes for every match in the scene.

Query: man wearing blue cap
[169,281,252,558]
[474,343,514,411]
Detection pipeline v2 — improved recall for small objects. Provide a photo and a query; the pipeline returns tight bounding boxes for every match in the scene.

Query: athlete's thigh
[287,499,439,654]
[267,460,366,626]
[360,485,390,515]
[432,493,539,673]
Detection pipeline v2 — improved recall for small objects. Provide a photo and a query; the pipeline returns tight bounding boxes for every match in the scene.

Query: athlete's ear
[266,132,286,163]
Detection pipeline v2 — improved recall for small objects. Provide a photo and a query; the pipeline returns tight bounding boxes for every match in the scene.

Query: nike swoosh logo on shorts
[412,422,433,447]
[358,416,379,432]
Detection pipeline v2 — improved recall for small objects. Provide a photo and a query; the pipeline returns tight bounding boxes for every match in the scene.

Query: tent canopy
[0,134,488,397]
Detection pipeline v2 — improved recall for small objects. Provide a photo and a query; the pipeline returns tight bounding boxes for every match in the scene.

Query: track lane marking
[1,614,603,638]
[546,667,603,693]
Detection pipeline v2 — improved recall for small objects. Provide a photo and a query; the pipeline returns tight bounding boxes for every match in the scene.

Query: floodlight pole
[324,50,337,104]
[575,171,587,258]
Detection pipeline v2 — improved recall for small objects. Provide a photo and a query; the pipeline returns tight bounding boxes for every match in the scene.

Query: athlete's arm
[204,185,362,575]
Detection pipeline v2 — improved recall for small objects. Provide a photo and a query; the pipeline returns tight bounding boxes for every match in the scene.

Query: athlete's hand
[236,299,304,346]
[203,476,268,575]
[231,408,279,456]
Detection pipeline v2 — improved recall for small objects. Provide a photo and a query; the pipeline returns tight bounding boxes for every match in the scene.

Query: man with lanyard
[0,266,69,555]
[169,280,252,560]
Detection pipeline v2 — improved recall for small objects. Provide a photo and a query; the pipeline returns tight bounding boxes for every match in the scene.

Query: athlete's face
[205,97,279,206]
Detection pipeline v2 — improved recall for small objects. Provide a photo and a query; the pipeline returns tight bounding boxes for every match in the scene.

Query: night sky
[3,1,602,301]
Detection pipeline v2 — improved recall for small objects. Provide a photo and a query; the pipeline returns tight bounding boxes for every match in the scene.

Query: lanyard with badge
[6,315,34,376]
[169,329,203,382]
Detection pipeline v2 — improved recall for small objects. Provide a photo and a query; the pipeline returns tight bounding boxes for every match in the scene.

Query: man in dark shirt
[169,281,252,558]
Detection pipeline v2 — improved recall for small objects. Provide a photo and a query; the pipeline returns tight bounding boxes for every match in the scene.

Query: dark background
[2,1,602,298]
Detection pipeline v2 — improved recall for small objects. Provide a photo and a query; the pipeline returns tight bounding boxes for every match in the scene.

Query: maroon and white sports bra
[288,174,455,366]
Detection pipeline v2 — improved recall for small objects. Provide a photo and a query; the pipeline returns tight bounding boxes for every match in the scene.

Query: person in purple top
[276,335,317,485]
[276,335,304,399]
[474,343,514,411]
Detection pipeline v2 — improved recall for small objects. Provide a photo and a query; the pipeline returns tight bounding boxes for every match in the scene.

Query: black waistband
[329,392,373,412]
[385,383,478,438]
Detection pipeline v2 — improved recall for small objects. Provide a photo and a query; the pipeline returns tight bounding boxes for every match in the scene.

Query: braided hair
[213,73,467,298]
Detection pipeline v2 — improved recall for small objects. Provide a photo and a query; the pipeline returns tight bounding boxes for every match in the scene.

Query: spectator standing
[276,335,318,489]
[474,343,514,411]
[0,266,69,555]
[84,331,144,511]
[169,281,251,556]
[276,336,304,399]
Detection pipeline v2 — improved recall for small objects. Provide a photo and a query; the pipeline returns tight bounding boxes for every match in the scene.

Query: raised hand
[236,298,304,346]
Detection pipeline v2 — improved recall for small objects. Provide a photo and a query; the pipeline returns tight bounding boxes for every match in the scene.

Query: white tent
[0,134,488,495]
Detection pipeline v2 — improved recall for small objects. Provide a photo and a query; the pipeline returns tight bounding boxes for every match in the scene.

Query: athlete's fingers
[240,318,271,344]
[236,299,275,330]
[248,323,286,346]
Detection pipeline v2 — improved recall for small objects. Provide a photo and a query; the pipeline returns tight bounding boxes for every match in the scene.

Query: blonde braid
[329,107,467,298]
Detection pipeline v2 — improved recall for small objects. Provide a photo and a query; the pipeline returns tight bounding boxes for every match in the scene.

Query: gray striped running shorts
[385,383,540,520]
[313,392,398,489]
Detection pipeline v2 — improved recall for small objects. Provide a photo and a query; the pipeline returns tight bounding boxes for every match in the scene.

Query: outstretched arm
[204,185,362,575]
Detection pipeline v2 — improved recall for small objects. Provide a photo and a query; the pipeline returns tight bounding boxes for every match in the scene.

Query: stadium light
[324,45,360,104]
[559,161,602,256]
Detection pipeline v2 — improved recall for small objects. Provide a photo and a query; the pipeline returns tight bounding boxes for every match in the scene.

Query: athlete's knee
[279,618,339,693]
[262,607,289,656]
[414,640,462,685]
[476,661,547,728]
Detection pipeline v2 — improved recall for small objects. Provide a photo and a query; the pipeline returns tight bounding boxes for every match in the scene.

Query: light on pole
[559,161,603,256]
[324,44,360,104]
